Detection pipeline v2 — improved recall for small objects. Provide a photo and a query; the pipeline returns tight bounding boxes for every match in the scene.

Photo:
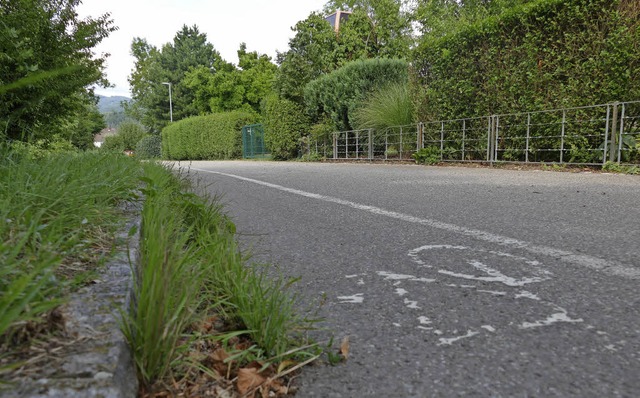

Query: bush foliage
[102,121,147,152]
[161,110,258,160]
[352,82,414,131]
[412,0,640,121]
[262,95,309,160]
[304,58,409,131]
[135,135,162,159]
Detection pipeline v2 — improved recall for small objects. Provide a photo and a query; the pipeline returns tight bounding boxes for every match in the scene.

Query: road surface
[182,161,640,397]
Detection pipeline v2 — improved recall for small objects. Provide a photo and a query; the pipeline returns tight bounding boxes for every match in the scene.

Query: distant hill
[98,95,131,128]
[97,95,130,114]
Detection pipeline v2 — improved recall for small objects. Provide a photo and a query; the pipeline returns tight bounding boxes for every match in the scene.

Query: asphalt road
[182,161,640,397]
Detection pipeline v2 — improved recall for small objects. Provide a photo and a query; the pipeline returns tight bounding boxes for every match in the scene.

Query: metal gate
[242,124,269,159]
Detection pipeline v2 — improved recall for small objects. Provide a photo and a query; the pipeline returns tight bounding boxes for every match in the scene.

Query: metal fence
[307,101,640,165]
[242,124,269,159]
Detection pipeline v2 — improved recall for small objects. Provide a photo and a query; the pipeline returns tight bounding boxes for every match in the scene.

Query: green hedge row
[262,95,309,160]
[304,58,409,131]
[161,111,258,160]
[412,0,640,121]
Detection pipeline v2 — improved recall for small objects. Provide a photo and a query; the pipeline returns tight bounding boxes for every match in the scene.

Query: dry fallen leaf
[212,348,230,362]
[340,336,350,360]
[237,367,267,395]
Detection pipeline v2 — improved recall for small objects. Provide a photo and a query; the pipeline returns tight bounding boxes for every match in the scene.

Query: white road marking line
[481,325,496,332]
[190,168,640,280]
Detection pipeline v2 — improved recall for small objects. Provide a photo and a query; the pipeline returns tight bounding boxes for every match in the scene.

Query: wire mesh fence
[242,124,269,159]
[305,101,640,165]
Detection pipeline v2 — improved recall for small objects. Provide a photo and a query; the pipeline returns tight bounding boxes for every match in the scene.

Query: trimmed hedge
[304,58,409,131]
[412,0,640,121]
[161,111,258,160]
[262,95,309,160]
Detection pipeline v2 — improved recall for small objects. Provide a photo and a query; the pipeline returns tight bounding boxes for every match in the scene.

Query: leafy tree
[127,25,225,132]
[274,13,340,103]
[183,43,277,114]
[275,4,412,105]
[63,101,106,149]
[101,121,146,152]
[324,0,413,58]
[0,0,116,143]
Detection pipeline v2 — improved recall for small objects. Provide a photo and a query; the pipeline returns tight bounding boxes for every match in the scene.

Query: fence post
[603,105,610,165]
[368,129,373,159]
[345,132,349,159]
[385,130,388,160]
[609,102,619,163]
[462,119,466,161]
[560,110,566,164]
[355,131,359,159]
[526,113,531,163]
[487,116,493,162]
[399,126,404,160]
[496,116,501,162]
[417,123,423,150]
[332,133,338,160]
[617,103,626,164]
[440,121,445,161]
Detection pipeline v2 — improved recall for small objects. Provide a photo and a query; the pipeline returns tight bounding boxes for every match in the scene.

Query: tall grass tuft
[0,146,141,349]
[352,82,414,131]
[120,166,204,384]
[122,163,316,388]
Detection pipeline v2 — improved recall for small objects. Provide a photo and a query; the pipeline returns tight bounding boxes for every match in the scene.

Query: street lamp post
[162,82,173,122]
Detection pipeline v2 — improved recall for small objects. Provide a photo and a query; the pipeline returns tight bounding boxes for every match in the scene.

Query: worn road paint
[338,294,364,304]
[190,168,640,280]
[520,307,583,329]
[404,299,421,309]
[377,271,435,283]
[481,325,496,332]
[516,291,541,301]
[438,260,548,287]
[438,330,480,346]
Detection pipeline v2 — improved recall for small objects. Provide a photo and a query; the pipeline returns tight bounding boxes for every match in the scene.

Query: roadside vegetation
[0,144,322,395]
[0,146,141,375]
[123,163,320,395]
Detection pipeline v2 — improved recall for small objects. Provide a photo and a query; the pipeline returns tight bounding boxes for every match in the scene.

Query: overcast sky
[77,0,329,97]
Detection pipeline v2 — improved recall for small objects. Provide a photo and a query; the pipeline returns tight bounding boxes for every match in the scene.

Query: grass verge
[0,147,141,377]
[1,146,320,395]
[122,163,320,396]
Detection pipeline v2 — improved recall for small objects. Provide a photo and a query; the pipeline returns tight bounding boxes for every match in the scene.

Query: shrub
[304,58,409,131]
[262,95,309,160]
[161,111,258,160]
[102,121,146,152]
[352,82,414,131]
[135,135,162,159]
[412,146,441,165]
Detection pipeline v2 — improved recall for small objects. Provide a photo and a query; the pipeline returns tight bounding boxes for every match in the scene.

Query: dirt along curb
[2,208,141,398]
